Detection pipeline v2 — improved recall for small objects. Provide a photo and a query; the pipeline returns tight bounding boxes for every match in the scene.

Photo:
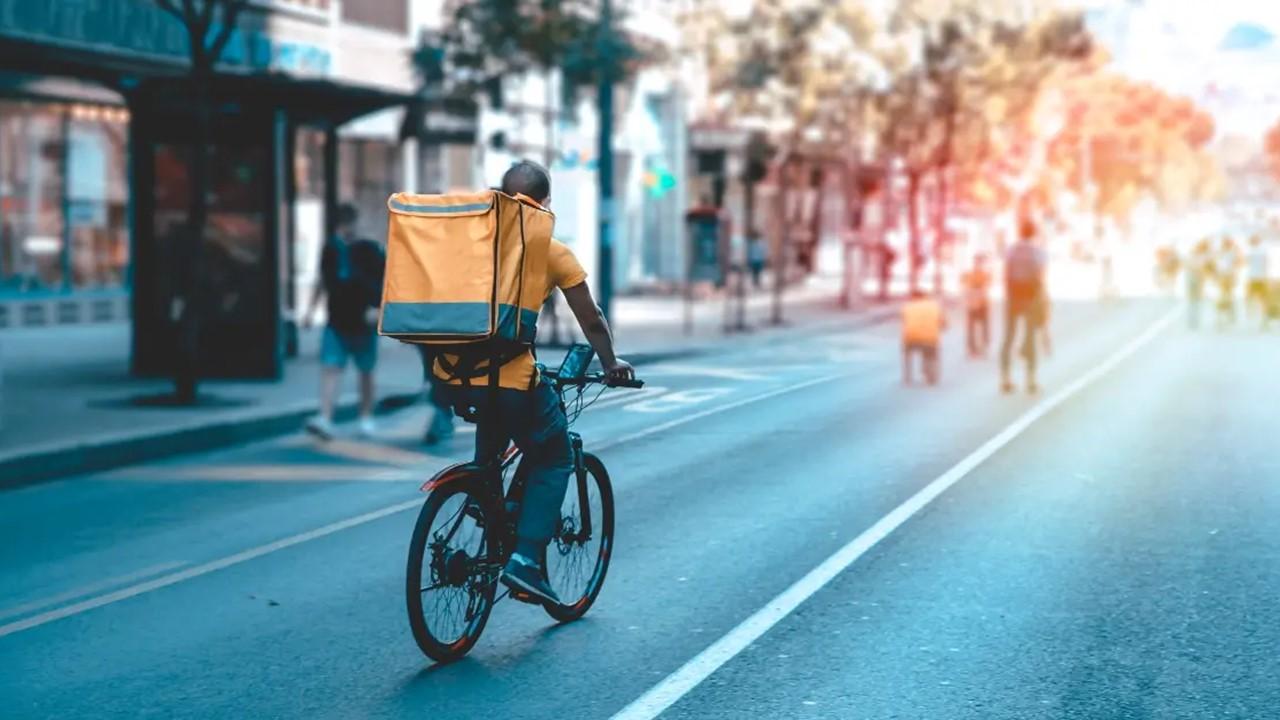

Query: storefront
[0,0,418,380]
[0,78,132,327]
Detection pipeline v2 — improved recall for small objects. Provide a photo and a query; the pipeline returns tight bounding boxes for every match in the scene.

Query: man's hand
[604,357,634,383]
[364,307,381,327]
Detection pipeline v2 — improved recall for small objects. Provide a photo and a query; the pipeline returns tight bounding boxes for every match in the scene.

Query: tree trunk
[174,60,211,403]
[907,171,922,295]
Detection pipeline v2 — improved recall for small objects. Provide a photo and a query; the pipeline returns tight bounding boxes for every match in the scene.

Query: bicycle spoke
[419,493,490,645]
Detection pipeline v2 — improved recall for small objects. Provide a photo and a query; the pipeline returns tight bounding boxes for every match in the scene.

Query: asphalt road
[3,298,1275,719]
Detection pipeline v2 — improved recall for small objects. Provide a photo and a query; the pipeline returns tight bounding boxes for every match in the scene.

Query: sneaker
[1000,380,1015,395]
[500,554,560,606]
[305,416,334,441]
[1026,381,1040,395]
[357,416,377,438]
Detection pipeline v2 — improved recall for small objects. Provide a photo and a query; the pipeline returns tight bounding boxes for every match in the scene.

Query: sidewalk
[0,275,896,488]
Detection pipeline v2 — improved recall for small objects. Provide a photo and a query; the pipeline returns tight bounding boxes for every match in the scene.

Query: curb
[0,308,895,492]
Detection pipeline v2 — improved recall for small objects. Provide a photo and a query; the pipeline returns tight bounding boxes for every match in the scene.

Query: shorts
[321,326,378,373]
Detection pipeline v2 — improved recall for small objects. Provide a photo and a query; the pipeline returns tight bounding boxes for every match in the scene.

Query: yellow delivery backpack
[379,190,552,378]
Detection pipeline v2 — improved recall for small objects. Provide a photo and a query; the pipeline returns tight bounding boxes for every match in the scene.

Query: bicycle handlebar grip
[609,378,645,389]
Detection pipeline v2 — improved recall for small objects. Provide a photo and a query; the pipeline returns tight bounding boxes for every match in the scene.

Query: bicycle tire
[544,453,614,623]
[406,483,497,662]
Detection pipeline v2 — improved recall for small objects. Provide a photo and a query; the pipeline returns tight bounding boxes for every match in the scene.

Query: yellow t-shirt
[902,298,944,345]
[434,238,588,389]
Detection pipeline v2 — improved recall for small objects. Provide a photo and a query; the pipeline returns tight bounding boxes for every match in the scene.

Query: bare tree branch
[156,0,183,22]
[208,0,250,65]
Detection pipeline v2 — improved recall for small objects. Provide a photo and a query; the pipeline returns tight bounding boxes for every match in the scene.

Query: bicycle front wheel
[406,483,497,662]
[544,453,614,623]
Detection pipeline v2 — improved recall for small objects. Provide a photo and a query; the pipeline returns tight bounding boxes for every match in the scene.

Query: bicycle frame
[417,375,598,562]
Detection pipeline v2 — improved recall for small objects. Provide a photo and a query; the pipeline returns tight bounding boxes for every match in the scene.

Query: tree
[154,0,250,403]
[433,0,643,154]
[1265,119,1280,184]
[875,2,1093,291]
[683,0,884,312]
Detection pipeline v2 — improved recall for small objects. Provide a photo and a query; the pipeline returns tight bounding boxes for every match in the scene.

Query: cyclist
[433,160,634,605]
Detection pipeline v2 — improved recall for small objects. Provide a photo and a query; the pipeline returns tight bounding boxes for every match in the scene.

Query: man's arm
[561,282,633,379]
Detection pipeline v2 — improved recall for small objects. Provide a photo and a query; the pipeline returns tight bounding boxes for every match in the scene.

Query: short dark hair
[336,203,358,228]
[1019,217,1037,241]
[501,160,551,202]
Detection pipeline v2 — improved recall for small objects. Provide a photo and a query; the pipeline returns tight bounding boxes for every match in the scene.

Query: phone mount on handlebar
[556,343,595,382]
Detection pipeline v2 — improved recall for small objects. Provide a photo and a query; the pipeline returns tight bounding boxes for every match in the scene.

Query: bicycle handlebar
[553,373,645,390]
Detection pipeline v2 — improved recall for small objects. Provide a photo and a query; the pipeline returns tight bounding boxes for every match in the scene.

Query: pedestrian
[747,234,767,289]
[1245,235,1268,327]
[1185,238,1210,330]
[303,203,385,440]
[901,288,946,385]
[1266,235,1280,329]
[417,345,455,445]
[1000,217,1047,395]
[1214,236,1241,329]
[878,241,896,301]
[961,253,992,358]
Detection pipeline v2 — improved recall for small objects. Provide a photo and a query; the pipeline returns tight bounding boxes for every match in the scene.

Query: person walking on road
[962,253,992,358]
[1000,218,1048,395]
[1185,238,1211,330]
[1214,236,1241,329]
[434,160,634,605]
[1245,235,1268,328]
[303,204,385,440]
[901,289,946,385]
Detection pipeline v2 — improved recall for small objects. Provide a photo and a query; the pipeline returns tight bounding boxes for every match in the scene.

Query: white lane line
[610,306,1179,720]
[0,561,187,622]
[0,500,421,639]
[596,373,844,452]
[0,372,844,639]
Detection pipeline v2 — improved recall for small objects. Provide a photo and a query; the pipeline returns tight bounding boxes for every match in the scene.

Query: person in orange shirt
[434,160,634,605]
[901,289,947,385]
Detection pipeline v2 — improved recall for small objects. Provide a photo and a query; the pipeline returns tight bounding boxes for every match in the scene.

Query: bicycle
[405,366,644,663]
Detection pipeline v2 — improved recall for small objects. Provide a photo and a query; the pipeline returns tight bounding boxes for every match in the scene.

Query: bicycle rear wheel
[544,453,614,622]
[406,483,497,662]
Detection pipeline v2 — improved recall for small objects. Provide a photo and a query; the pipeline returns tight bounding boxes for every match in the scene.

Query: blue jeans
[448,383,573,555]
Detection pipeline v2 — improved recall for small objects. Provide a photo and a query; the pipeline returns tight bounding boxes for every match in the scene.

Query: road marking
[126,464,425,483]
[598,373,844,451]
[315,438,452,467]
[0,372,844,639]
[623,388,735,414]
[643,365,771,381]
[0,561,187,622]
[609,306,1179,720]
[0,499,421,639]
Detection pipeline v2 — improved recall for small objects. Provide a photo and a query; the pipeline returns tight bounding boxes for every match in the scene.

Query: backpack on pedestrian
[378,190,553,380]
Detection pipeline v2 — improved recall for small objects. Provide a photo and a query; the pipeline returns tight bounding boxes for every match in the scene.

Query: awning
[0,72,124,105]
[130,71,415,125]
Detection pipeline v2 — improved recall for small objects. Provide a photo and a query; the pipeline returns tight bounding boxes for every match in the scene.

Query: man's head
[1250,234,1262,247]
[501,160,552,206]
[1018,217,1037,243]
[336,203,358,239]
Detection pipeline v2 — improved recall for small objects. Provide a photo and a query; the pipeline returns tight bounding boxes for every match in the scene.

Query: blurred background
[0,0,1277,454]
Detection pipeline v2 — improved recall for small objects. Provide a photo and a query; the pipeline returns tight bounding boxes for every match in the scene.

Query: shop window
[0,100,128,296]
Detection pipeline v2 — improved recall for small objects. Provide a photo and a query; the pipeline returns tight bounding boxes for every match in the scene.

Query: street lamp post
[597,0,615,321]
